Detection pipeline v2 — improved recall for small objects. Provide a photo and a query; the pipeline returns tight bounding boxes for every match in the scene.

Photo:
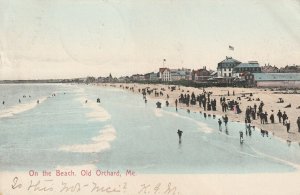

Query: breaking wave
[59,125,116,153]
[78,97,111,122]
[0,97,47,118]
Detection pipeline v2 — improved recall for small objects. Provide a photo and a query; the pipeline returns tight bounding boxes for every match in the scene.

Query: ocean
[1,84,300,173]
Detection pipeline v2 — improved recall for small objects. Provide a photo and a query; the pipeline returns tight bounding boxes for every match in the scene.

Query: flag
[229,45,234,50]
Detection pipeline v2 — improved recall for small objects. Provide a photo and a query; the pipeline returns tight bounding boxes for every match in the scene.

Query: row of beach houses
[100,56,300,88]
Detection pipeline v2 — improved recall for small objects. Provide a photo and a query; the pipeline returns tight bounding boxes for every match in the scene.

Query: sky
[0,0,300,80]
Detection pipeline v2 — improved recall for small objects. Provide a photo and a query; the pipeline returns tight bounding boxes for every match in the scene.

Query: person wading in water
[177,129,183,143]
[239,131,244,144]
[218,119,222,131]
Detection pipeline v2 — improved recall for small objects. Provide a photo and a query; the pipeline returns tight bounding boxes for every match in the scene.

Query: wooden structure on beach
[252,73,300,88]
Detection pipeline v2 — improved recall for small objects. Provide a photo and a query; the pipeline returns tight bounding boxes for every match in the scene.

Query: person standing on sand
[285,117,291,133]
[270,112,275,123]
[297,117,300,132]
[177,129,183,143]
[282,111,288,125]
[277,110,282,123]
[260,112,265,124]
[264,112,268,124]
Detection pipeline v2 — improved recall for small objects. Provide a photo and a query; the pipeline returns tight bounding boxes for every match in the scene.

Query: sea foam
[0,97,47,118]
[78,97,111,122]
[59,125,116,153]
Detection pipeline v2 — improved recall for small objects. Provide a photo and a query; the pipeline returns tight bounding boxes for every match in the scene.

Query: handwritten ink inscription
[11,177,180,195]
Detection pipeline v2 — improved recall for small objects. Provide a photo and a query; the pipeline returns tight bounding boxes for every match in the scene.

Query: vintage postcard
[1,0,300,194]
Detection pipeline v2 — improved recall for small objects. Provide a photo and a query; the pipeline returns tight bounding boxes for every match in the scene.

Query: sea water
[1,84,300,173]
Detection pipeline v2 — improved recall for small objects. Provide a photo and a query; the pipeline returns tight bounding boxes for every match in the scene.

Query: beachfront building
[233,61,262,78]
[169,68,191,81]
[217,56,241,78]
[181,68,192,80]
[118,76,130,83]
[170,69,186,81]
[251,73,300,88]
[144,72,159,81]
[191,67,211,82]
[131,74,145,81]
[97,76,105,83]
[159,68,171,81]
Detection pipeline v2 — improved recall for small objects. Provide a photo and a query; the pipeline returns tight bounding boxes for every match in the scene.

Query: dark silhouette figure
[277,110,282,123]
[246,124,252,136]
[218,119,222,131]
[156,101,161,108]
[264,112,268,123]
[270,113,274,123]
[282,112,288,125]
[239,131,244,144]
[297,117,300,132]
[177,129,183,143]
[223,115,228,126]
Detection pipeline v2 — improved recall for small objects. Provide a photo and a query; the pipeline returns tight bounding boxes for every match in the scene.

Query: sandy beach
[105,83,300,143]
